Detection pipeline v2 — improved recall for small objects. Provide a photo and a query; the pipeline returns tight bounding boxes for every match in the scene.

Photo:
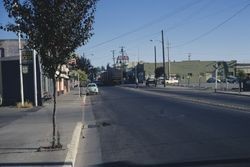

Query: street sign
[22,50,33,61]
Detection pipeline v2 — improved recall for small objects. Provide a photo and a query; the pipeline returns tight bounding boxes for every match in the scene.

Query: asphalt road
[76,86,250,167]
[142,86,250,109]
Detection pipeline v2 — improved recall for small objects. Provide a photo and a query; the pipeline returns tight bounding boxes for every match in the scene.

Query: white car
[165,78,179,84]
[86,83,99,95]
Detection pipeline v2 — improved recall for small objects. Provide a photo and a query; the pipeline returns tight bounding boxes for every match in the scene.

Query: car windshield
[1,1,250,167]
[87,84,96,87]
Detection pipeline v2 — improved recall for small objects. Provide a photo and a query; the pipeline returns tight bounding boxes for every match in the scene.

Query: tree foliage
[78,70,88,82]
[238,70,246,80]
[69,69,88,82]
[2,0,97,78]
[1,0,97,148]
[217,61,229,78]
[76,56,92,74]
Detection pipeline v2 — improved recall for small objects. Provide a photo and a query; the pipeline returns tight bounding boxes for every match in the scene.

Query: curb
[65,122,83,167]
[216,91,250,97]
[64,95,86,167]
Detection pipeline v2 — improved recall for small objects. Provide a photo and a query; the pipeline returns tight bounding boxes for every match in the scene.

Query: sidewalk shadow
[0,147,38,155]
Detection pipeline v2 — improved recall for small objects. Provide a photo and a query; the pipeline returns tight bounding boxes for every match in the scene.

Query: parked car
[146,78,156,86]
[86,83,99,95]
[207,77,221,83]
[165,78,179,84]
[225,76,239,83]
[156,77,164,84]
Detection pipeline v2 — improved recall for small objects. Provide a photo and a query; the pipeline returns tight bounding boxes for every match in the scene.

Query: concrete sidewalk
[0,89,84,166]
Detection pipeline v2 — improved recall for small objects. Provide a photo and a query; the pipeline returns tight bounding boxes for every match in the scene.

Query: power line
[172,3,250,48]
[166,0,212,32]
[86,0,202,50]
[167,0,249,33]
[92,0,247,52]
[83,1,250,66]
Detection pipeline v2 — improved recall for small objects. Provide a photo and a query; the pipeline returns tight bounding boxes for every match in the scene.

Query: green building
[137,60,237,84]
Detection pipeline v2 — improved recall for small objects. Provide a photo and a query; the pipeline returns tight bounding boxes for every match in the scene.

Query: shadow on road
[91,157,250,167]
[0,162,72,166]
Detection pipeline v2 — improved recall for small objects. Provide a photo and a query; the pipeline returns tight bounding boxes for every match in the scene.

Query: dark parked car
[226,76,239,83]
[207,77,221,83]
[146,78,156,86]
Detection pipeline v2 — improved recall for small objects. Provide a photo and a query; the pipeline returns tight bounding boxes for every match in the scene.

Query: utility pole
[161,30,166,87]
[154,46,157,87]
[111,50,116,68]
[120,46,125,84]
[215,63,218,92]
[18,26,24,106]
[135,56,138,86]
[188,53,191,61]
[167,40,170,79]
[33,49,38,106]
[154,46,157,77]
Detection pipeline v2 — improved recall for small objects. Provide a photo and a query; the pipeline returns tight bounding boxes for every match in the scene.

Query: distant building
[236,63,250,76]
[136,60,237,84]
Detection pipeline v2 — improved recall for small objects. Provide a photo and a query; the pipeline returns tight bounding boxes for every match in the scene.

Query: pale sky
[1,0,250,67]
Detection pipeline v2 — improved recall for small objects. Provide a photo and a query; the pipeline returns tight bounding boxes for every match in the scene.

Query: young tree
[69,69,88,87]
[238,70,246,79]
[2,0,97,148]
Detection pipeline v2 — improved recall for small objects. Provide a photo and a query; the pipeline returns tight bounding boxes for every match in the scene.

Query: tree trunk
[52,77,57,148]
